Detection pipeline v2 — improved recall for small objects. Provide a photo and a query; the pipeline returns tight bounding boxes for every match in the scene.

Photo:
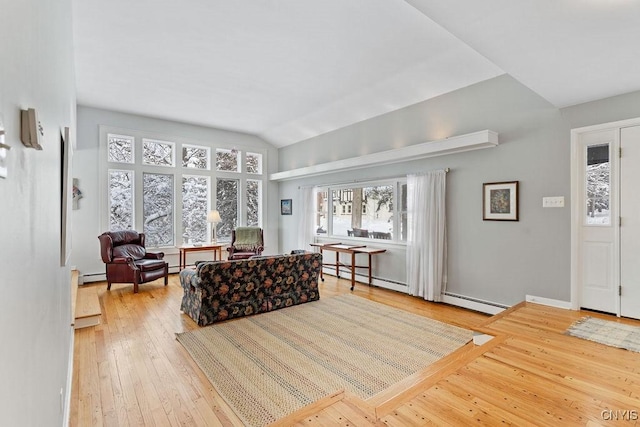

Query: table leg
[350,251,356,291]
[320,248,325,281]
[368,253,373,285]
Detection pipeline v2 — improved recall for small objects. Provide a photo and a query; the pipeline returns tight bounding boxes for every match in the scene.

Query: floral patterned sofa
[179,252,322,326]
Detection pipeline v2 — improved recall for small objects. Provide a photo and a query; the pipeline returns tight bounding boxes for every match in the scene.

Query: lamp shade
[207,210,221,223]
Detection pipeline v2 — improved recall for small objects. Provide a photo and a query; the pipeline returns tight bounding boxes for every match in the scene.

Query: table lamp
[207,210,221,243]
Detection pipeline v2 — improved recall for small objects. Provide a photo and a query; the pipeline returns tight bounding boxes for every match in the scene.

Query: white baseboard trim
[525,294,572,310]
[321,267,408,293]
[441,294,506,315]
[62,329,74,427]
[81,273,105,283]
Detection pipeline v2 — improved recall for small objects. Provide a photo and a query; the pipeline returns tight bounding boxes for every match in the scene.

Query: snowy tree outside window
[246,152,262,174]
[108,134,134,163]
[182,145,209,170]
[102,127,265,247]
[247,180,260,226]
[216,149,240,172]
[182,175,209,243]
[586,144,610,225]
[143,139,175,167]
[143,173,174,246]
[217,179,238,239]
[317,181,405,241]
[108,170,134,231]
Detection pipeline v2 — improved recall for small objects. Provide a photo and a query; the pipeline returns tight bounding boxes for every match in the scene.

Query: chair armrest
[112,256,139,270]
[179,268,201,290]
[145,252,165,260]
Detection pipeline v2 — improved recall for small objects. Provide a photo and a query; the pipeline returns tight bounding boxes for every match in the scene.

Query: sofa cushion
[113,243,146,260]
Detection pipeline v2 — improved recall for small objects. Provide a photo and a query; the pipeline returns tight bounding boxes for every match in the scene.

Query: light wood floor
[70,275,640,426]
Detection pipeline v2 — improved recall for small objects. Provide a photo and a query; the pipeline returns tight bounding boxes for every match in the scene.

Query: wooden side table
[178,244,223,270]
[310,242,386,290]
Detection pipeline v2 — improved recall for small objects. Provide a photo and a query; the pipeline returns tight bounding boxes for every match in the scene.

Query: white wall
[72,106,279,280]
[0,0,76,425]
[278,75,572,306]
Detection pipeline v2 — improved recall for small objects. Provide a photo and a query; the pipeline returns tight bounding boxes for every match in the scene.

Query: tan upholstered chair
[226,227,264,260]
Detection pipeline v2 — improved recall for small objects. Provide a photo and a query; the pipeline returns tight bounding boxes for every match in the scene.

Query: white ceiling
[72,0,640,147]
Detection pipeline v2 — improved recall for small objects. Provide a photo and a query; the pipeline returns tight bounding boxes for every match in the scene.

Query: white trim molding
[441,292,507,315]
[270,130,498,181]
[525,294,572,310]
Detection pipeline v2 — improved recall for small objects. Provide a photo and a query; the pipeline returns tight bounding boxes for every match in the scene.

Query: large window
[143,173,174,247]
[315,180,406,242]
[108,170,134,230]
[102,128,265,247]
[182,175,210,243]
[216,178,239,240]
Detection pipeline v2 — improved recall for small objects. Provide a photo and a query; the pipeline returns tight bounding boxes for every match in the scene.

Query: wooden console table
[178,244,223,270]
[310,242,386,290]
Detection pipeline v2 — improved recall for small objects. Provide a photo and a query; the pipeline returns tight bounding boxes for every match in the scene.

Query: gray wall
[0,0,76,424]
[72,106,279,279]
[561,88,640,129]
[278,75,572,306]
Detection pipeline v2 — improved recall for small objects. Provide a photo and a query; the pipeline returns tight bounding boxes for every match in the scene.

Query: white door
[578,129,618,314]
[620,125,640,319]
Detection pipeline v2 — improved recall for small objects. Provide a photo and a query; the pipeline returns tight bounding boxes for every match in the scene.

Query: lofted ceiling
[72,0,640,147]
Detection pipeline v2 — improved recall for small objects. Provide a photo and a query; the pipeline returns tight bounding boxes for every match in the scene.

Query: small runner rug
[176,294,472,427]
[566,316,640,353]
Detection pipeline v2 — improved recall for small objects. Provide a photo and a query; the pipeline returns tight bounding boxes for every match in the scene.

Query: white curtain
[296,186,316,251]
[406,170,447,301]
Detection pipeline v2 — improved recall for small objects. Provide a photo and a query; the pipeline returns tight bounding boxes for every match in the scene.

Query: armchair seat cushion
[229,251,258,260]
[135,258,168,271]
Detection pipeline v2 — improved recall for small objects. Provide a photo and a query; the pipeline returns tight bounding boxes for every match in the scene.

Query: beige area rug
[176,294,472,427]
[566,316,640,353]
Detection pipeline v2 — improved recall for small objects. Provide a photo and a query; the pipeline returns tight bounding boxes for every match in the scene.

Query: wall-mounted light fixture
[20,108,43,150]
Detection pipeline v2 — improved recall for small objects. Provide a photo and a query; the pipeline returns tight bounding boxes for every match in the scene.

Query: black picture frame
[281,199,292,215]
[483,181,519,221]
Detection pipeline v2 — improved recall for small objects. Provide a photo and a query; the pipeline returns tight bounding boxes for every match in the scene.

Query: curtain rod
[297,168,450,189]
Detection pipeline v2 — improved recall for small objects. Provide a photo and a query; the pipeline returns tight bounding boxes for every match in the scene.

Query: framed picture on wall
[483,181,519,221]
[281,199,292,215]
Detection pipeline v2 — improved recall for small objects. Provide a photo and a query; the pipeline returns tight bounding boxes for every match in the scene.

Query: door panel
[620,125,640,319]
[579,129,617,314]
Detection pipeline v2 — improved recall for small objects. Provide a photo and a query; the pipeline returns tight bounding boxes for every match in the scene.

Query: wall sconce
[20,108,43,150]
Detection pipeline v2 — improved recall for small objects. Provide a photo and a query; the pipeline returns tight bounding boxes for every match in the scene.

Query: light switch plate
[0,114,7,179]
[543,196,564,208]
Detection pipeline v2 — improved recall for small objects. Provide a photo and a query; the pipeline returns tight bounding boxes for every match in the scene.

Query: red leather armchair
[226,227,264,260]
[98,230,168,293]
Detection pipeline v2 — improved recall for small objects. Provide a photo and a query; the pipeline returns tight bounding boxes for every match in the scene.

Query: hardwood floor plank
[70,274,640,427]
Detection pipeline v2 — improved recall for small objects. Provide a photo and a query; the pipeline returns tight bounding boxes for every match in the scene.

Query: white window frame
[319,178,407,243]
[182,143,211,170]
[99,126,267,248]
